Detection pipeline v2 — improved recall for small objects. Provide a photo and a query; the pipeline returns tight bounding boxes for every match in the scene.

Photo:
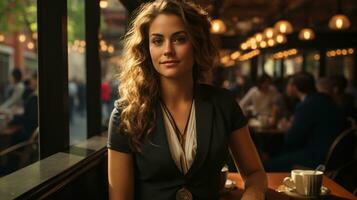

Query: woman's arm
[108,149,134,200]
[228,125,267,200]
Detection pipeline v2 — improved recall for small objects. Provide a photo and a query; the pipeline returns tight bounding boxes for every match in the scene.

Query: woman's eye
[173,36,187,44]
[151,38,163,46]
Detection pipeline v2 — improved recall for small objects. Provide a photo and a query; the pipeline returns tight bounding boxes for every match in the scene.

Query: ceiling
[117,0,357,50]
[119,0,357,36]
[197,0,357,36]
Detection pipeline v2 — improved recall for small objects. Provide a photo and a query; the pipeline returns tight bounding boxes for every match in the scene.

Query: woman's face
[148,14,194,80]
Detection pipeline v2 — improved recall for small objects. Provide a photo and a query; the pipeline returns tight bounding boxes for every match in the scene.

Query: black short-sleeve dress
[107,84,247,200]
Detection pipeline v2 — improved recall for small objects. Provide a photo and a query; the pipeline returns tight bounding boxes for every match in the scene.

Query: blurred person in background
[1,72,38,148]
[229,68,251,102]
[76,79,86,117]
[68,78,78,124]
[316,77,332,95]
[239,73,282,125]
[265,72,344,171]
[329,75,356,122]
[8,72,38,142]
[0,68,25,114]
[101,78,112,125]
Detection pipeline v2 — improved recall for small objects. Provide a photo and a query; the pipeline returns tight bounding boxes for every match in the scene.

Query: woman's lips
[160,60,180,66]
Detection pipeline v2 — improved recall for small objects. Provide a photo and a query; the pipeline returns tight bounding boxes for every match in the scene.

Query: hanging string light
[32,32,38,40]
[27,42,35,50]
[259,41,267,48]
[240,42,248,50]
[230,51,241,60]
[254,33,263,42]
[100,0,108,9]
[0,34,5,42]
[18,34,26,42]
[275,34,287,44]
[263,27,275,39]
[267,39,275,47]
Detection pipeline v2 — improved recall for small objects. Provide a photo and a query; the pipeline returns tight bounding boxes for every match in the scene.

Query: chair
[324,125,357,177]
[0,127,39,176]
[330,159,357,195]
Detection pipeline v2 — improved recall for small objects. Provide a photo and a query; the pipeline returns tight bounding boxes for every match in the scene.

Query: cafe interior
[0,0,356,199]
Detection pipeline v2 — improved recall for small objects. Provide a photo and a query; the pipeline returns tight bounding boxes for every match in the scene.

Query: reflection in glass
[100,0,128,130]
[0,0,39,177]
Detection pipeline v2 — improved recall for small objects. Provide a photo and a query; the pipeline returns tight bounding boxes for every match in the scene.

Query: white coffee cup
[283,170,323,196]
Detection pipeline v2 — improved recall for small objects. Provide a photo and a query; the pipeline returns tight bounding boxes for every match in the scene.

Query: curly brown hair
[117,0,217,152]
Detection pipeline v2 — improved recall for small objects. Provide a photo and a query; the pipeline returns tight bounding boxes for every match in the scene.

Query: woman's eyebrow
[150,30,187,37]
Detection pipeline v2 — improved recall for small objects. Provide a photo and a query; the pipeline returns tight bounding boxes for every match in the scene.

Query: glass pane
[305,51,320,79]
[99,0,128,129]
[67,0,87,145]
[0,0,39,177]
[326,48,355,82]
[284,55,303,77]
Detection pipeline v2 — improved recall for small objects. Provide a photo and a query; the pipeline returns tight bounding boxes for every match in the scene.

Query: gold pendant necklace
[176,187,193,200]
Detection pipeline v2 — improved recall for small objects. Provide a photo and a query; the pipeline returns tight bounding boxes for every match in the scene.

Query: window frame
[37,0,101,159]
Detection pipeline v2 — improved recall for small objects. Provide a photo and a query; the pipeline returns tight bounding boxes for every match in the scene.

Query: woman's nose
[163,41,175,56]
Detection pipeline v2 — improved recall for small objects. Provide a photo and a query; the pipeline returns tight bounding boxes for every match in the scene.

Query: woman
[107,0,267,199]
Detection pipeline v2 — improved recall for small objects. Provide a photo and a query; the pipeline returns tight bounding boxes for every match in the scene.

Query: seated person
[329,75,356,122]
[0,69,25,113]
[264,72,344,171]
[239,74,282,123]
[6,72,38,144]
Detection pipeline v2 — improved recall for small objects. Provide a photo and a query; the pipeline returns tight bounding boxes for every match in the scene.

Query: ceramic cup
[283,169,323,196]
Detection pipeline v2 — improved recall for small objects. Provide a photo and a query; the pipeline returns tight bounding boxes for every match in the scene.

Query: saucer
[277,184,331,199]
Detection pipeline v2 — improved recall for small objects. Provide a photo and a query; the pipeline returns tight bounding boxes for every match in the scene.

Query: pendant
[176,187,193,200]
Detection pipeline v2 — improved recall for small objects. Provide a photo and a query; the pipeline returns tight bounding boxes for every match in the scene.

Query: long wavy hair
[117,0,217,152]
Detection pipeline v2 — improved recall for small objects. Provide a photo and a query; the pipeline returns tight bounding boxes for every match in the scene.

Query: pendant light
[211,19,226,34]
[299,28,315,40]
[299,2,315,40]
[274,0,293,34]
[274,20,293,34]
[210,0,226,34]
[329,14,350,30]
[329,0,350,30]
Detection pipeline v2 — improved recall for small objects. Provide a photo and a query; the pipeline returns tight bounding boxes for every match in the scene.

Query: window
[99,0,128,129]
[0,0,39,177]
[67,0,87,145]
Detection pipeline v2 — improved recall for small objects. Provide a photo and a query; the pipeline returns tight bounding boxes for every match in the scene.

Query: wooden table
[220,173,357,200]
[248,118,286,135]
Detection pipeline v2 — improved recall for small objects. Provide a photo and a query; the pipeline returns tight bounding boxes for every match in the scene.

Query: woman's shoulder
[109,101,123,124]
